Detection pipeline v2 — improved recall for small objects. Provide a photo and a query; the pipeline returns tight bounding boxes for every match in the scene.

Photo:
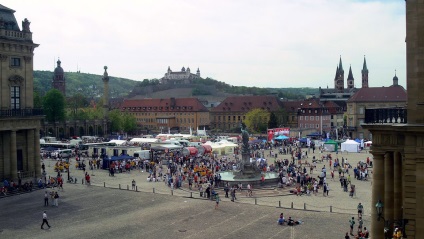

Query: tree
[122,113,137,134]
[109,109,123,133]
[43,89,65,122]
[268,112,279,129]
[33,91,43,108]
[244,108,270,133]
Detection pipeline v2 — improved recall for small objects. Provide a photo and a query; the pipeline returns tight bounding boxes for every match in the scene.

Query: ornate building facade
[0,4,42,181]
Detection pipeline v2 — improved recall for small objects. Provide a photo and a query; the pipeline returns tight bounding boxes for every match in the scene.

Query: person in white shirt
[41,211,51,229]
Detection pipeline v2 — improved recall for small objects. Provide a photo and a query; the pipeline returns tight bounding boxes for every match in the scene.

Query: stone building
[52,59,65,96]
[0,5,42,181]
[160,66,202,84]
[363,1,424,238]
[346,75,407,139]
[210,95,285,132]
[120,97,209,133]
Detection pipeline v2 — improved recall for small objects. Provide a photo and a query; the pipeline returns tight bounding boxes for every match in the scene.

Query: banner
[267,129,274,141]
[274,128,290,136]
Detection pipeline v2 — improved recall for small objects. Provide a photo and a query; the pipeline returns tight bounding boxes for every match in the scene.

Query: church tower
[102,66,109,119]
[335,56,344,93]
[52,59,66,96]
[347,65,354,89]
[361,56,369,88]
[392,70,398,86]
[196,68,200,77]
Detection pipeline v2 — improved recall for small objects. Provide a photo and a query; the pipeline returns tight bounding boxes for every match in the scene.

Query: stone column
[34,128,41,178]
[384,152,394,225]
[371,153,385,239]
[27,129,35,176]
[10,130,17,180]
[393,151,402,220]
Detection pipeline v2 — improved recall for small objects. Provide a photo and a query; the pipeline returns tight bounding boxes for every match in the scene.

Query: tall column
[371,153,385,239]
[393,151,402,220]
[34,128,41,178]
[27,129,35,175]
[384,152,394,224]
[10,130,17,180]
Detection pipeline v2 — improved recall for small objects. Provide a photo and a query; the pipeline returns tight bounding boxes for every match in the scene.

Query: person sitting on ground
[278,213,285,225]
[287,216,303,226]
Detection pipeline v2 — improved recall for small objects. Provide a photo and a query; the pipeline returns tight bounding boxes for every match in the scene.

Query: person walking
[215,193,220,209]
[349,217,355,236]
[44,191,49,206]
[41,211,51,229]
[357,202,364,218]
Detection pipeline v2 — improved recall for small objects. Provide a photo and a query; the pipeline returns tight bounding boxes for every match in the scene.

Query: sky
[5,0,406,88]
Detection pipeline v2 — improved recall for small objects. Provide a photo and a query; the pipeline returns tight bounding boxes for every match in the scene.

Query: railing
[0,29,32,40]
[364,108,407,124]
[0,109,44,118]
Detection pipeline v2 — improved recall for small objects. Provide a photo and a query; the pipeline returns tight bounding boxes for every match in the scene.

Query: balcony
[0,109,44,118]
[364,108,407,124]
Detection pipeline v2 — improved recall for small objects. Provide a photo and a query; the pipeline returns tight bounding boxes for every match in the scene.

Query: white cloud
[5,0,405,88]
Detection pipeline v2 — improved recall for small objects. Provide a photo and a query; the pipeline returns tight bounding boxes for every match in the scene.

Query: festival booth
[183,147,198,157]
[102,155,135,169]
[364,141,372,148]
[195,144,212,156]
[204,140,238,155]
[274,135,289,141]
[341,140,360,153]
[108,140,127,146]
[323,139,338,152]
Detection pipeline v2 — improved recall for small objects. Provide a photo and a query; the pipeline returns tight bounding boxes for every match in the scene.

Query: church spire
[361,55,369,88]
[347,65,354,89]
[338,56,344,73]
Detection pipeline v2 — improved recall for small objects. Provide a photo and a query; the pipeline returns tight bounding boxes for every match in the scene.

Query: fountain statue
[235,122,260,178]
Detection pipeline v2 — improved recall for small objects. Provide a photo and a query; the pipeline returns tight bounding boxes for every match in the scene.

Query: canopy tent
[275,135,289,140]
[341,140,360,153]
[102,155,135,169]
[203,141,237,155]
[354,138,361,143]
[108,140,127,146]
[298,138,308,143]
[323,139,338,152]
[364,141,372,147]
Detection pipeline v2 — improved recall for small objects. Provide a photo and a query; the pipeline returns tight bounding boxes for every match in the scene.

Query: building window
[316,116,319,121]
[359,107,364,114]
[300,116,303,120]
[305,116,309,121]
[10,86,20,109]
[11,57,21,67]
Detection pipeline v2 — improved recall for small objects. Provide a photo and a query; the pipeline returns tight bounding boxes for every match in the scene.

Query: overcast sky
[5,0,405,88]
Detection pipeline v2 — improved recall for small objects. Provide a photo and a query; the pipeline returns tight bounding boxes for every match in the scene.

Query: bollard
[136,186,138,192]
[127,185,129,190]
[119,184,121,189]
[304,203,306,210]
[330,206,332,213]
[104,182,106,187]
[279,201,281,208]
[153,188,155,193]
[255,198,257,205]
[190,192,193,198]
[291,202,293,209]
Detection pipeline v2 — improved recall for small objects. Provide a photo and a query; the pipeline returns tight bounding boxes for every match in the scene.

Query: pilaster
[384,152,394,223]
[34,128,41,179]
[394,151,402,220]
[27,129,34,175]
[371,152,385,239]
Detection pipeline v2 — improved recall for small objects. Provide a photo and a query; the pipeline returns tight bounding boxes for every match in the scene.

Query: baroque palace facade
[0,5,42,181]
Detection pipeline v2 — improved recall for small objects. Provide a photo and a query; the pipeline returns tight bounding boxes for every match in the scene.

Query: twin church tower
[334,56,369,93]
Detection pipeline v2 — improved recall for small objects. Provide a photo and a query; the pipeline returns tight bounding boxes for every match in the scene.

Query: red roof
[211,95,284,112]
[347,86,407,102]
[121,98,208,112]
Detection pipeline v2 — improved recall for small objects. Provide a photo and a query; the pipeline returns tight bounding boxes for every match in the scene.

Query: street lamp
[375,199,409,238]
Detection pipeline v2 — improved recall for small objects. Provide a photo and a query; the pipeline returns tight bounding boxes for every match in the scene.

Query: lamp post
[375,199,409,238]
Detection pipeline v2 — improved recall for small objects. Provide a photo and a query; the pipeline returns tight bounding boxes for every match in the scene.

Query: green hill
[34,71,138,98]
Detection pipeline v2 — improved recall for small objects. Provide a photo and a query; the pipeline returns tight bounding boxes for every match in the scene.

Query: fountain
[219,122,280,187]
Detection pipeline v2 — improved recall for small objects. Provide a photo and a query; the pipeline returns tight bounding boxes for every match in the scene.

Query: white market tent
[341,140,360,153]
[204,140,238,155]
[108,140,127,146]
[130,138,159,143]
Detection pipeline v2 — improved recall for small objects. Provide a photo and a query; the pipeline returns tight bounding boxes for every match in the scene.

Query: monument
[235,122,260,178]
[220,122,279,186]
